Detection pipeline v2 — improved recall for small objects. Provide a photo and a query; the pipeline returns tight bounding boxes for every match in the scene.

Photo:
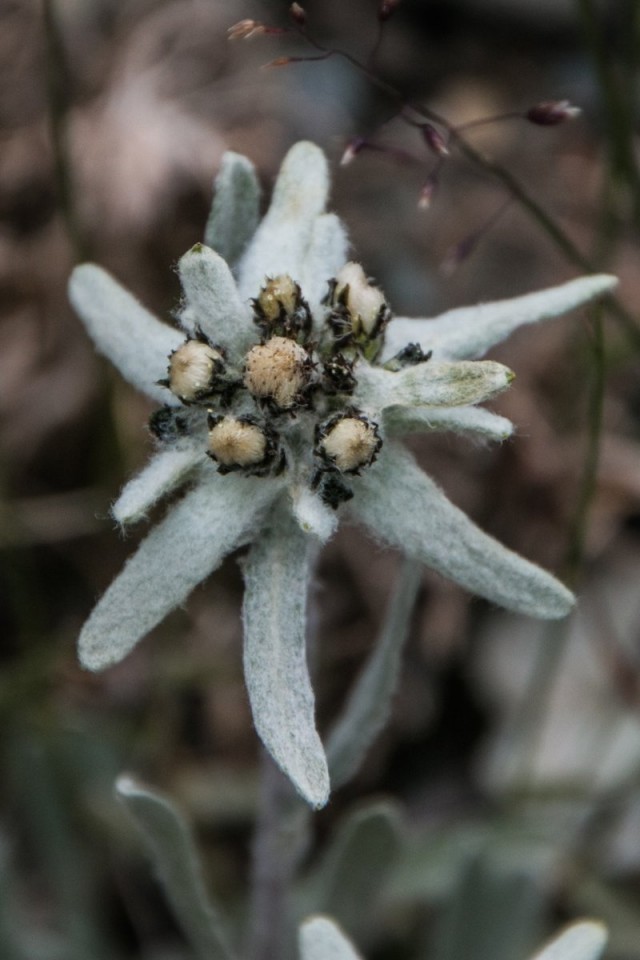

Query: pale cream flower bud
[207,415,270,474]
[257,275,301,323]
[333,262,389,338]
[244,336,311,410]
[164,340,225,403]
[316,413,381,474]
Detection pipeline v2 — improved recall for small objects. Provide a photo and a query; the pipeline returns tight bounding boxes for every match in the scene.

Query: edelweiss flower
[70,142,616,808]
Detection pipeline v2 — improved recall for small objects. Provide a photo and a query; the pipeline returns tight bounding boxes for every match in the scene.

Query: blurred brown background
[2,1,640,958]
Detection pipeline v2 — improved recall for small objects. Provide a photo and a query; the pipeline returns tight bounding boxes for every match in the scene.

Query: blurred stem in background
[509,0,637,792]
[578,0,640,237]
[43,0,88,262]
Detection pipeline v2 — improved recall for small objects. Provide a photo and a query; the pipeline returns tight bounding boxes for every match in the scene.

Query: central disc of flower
[243,336,311,410]
[154,269,397,507]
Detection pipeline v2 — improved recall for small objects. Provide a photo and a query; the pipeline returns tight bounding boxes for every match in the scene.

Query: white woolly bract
[69,264,184,404]
[354,360,513,413]
[177,244,254,356]
[299,917,363,960]
[381,274,618,362]
[290,486,338,542]
[237,142,330,297]
[242,515,329,809]
[80,474,279,671]
[530,922,608,960]
[204,150,260,265]
[383,404,514,441]
[112,448,204,525]
[351,444,575,619]
[301,214,349,315]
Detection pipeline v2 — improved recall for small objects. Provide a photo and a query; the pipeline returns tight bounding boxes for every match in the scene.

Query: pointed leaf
[302,213,349,312]
[79,473,280,670]
[531,923,608,960]
[242,511,329,808]
[69,264,184,403]
[205,151,260,265]
[300,803,401,938]
[238,142,329,297]
[177,244,255,355]
[351,444,574,619]
[384,404,514,441]
[112,447,204,526]
[290,485,338,543]
[116,777,235,960]
[355,360,514,413]
[327,558,422,788]
[299,917,363,960]
[382,275,618,361]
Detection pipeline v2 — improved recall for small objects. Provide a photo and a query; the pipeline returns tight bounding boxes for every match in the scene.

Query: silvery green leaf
[299,803,401,939]
[299,917,362,960]
[430,852,545,960]
[116,776,236,960]
[384,404,514,441]
[69,264,184,404]
[238,141,330,297]
[0,838,36,960]
[381,275,618,361]
[177,244,255,355]
[242,511,329,808]
[290,485,338,542]
[79,473,280,671]
[205,151,260,265]
[530,923,608,960]
[112,448,205,526]
[351,444,574,619]
[327,559,422,789]
[302,213,349,311]
[354,360,514,414]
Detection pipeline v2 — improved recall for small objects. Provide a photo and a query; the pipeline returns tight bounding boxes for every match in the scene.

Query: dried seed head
[340,136,367,166]
[148,406,189,443]
[526,99,581,126]
[289,2,306,24]
[420,123,449,157]
[333,262,390,339]
[244,336,311,409]
[227,19,268,40]
[165,340,225,403]
[207,416,267,469]
[379,0,402,21]
[418,176,437,210]
[317,413,382,474]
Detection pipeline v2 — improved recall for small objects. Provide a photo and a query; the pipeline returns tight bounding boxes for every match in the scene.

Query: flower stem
[246,749,310,960]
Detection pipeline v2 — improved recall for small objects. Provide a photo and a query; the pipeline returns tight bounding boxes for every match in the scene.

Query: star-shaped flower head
[70,142,617,809]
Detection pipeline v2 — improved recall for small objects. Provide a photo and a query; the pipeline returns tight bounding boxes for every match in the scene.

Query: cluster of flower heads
[151,261,392,508]
[69,142,616,807]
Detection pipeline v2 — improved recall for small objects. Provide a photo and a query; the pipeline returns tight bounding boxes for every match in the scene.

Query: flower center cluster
[152,267,393,508]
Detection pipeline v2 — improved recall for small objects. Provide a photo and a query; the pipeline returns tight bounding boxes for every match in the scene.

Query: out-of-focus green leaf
[5,728,114,960]
[326,558,422,790]
[205,152,260,265]
[116,776,236,960]
[297,802,401,942]
[569,872,640,956]
[428,850,546,960]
